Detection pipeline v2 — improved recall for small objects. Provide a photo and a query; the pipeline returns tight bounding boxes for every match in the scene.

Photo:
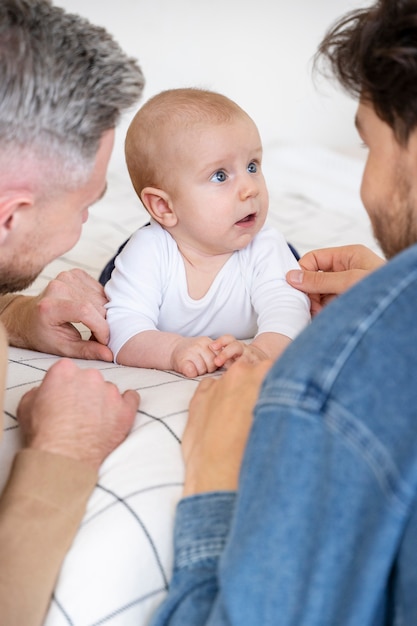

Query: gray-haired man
[0,1,144,623]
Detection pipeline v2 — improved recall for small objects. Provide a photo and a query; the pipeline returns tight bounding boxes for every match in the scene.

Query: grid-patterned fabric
[3,349,192,624]
[0,144,378,625]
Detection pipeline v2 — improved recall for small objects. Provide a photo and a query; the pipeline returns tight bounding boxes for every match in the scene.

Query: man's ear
[140,187,178,228]
[0,194,33,245]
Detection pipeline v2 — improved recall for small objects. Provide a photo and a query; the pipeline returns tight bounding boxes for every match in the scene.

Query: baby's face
[166,114,269,256]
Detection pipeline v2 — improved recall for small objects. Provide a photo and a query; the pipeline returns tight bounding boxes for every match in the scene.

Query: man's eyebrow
[354,114,363,134]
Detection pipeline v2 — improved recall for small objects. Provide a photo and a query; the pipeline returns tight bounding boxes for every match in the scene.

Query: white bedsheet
[0,144,379,625]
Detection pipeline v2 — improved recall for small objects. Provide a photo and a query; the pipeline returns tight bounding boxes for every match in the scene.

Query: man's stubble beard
[371,168,417,260]
[0,214,47,294]
[0,261,42,295]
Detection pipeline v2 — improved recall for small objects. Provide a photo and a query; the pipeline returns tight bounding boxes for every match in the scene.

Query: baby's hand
[211,335,269,369]
[171,336,219,377]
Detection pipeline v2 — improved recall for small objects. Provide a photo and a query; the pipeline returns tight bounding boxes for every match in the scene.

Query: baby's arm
[117,331,219,378]
[211,332,291,369]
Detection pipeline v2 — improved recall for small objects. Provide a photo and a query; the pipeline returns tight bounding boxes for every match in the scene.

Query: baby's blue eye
[211,170,227,183]
[248,162,257,173]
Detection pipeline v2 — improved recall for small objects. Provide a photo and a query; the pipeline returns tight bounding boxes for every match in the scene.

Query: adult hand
[182,359,272,496]
[17,359,139,470]
[287,244,385,315]
[1,269,113,361]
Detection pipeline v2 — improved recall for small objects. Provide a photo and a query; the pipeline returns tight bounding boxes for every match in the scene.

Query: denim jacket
[152,243,417,625]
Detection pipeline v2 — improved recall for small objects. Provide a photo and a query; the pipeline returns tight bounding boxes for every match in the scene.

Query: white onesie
[105,220,310,361]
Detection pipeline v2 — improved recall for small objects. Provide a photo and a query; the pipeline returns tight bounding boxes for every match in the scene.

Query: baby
[105,88,310,377]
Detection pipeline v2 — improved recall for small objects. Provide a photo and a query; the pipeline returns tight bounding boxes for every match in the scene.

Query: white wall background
[55,0,369,165]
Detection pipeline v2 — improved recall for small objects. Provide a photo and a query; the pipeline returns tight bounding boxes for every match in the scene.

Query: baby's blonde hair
[125,88,250,198]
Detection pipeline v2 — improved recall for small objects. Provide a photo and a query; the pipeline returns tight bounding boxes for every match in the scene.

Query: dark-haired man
[0,1,144,623]
[152,1,417,624]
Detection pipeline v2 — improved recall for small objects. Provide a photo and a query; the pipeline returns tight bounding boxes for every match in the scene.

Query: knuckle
[55,270,75,285]
[316,272,328,288]
[36,295,54,315]
[43,277,69,297]
[83,367,105,385]
[57,268,83,283]
[78,301,94,318]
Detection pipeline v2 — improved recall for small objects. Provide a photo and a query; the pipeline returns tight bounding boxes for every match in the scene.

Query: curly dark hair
[316,0,417,144]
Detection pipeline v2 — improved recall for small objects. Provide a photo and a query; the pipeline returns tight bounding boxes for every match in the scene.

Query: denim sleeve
[151,492,236,625]
[153,412,416,626]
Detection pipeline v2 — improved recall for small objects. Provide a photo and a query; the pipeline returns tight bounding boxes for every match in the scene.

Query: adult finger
[38,297,110,346]
[67,338,113,362]
[55,268,108,299]
[286,268,367,296]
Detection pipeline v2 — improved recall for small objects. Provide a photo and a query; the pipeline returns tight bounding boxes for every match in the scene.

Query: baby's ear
[140,187,177,227]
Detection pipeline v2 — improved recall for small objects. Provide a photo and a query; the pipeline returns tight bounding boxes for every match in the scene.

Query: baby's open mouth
[236,213,256,225]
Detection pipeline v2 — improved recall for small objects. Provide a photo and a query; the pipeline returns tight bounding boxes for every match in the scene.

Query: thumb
[69,339,114,362]
[287,269,343,295]
[17,386,39,419]
[122,389,141,413]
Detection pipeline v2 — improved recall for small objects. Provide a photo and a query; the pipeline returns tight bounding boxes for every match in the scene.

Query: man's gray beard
[0,269,41,295]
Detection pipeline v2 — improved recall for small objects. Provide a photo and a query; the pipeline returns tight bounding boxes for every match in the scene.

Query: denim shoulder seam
[257,384,413,515]
[321,268,417,394]
[325,397,412,514]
